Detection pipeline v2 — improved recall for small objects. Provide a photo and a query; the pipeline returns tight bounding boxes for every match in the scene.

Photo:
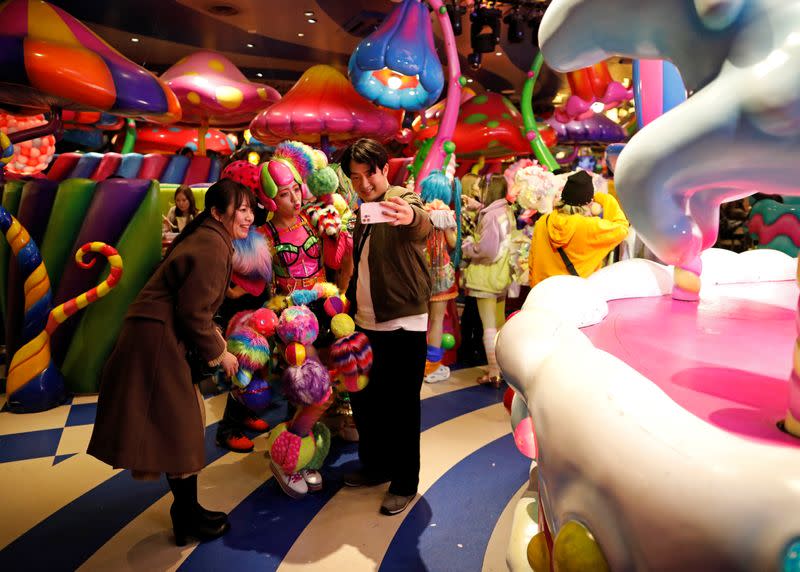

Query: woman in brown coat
[88,178,254,545]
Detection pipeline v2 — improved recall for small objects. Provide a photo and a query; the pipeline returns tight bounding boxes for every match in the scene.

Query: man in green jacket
[341,138,432,516]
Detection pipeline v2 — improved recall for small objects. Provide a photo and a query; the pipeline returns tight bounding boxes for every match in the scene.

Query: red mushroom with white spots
[409,92,557,160]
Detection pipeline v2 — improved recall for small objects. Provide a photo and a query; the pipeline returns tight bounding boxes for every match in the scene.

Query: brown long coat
[88,217,233,474]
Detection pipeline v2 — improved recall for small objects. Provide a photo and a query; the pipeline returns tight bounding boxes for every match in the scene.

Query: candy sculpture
[2,228,123,412]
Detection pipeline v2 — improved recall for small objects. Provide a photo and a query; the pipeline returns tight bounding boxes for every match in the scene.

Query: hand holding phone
[360,201,394,224]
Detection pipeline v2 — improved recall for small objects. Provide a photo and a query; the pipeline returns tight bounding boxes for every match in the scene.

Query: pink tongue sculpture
[161,51,280,155]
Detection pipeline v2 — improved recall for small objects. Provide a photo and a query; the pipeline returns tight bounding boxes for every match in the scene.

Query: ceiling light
[246,43,254,48]
[131,37,140,43]
[495,51,502,56]
[257,72,263,78]
[298,32,305,37]
[304,11,314,17]
[467,78,474,83]
[307,18,317,24]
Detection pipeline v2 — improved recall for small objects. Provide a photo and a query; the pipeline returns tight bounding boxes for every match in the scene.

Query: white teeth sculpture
[499,1,800,570]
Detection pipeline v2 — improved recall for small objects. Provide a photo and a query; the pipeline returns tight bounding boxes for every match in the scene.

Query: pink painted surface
[582,283,800,448]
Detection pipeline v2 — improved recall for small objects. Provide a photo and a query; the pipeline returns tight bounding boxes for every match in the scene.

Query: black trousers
[216,393,251,440]
[350,327,427,496]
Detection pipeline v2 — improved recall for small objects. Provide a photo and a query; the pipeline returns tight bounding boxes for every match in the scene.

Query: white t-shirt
[354,235,428,332]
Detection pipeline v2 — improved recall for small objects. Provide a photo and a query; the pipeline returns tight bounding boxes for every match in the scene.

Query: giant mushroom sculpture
[249,64,400,155]
[161,51,279,155]
[409,92,557,160]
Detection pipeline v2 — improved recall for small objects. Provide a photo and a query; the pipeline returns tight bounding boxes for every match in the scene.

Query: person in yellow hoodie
[530,170,629,286]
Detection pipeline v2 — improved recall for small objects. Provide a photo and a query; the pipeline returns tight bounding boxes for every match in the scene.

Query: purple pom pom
[282,358,330,405]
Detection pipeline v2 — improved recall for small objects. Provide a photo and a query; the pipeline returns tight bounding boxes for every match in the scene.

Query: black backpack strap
[557,247,579,276]
[545,214,579,277]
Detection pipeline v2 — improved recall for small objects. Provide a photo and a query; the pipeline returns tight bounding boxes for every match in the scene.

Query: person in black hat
[529,170,630,285]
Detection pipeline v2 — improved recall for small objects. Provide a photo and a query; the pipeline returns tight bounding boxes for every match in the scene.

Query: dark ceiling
[46,0,572,106]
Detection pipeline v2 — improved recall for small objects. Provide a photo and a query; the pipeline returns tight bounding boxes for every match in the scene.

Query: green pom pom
[459,76,467,87]
[306,422,332,470]
[441,333,456,350]
[443,140,456,154]
[307,166,339,197]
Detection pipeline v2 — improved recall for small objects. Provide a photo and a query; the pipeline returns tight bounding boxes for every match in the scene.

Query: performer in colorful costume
[460,172,517,388]
[419,163,462,384]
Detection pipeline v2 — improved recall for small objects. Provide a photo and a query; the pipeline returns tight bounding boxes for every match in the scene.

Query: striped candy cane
[4,231,123,412]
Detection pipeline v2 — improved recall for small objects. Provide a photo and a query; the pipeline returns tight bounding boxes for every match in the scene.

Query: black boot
[167,475,230,546]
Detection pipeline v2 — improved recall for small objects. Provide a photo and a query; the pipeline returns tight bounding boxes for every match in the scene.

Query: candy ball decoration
[232,377,272,413]
[285,342,307,366]
[277,305,319,345]
[0,114,56,175]
[329,318,373,393]
[265,423,316,474]
[324,296,347,317]
[331,313,355,338]
[282,358,330,406]
[250,308,279,338]
[440,332,456,350]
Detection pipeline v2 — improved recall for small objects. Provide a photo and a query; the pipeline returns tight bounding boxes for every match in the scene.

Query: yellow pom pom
[318,282,340,299]
[331,313,355,338]
[332,193,348,215]
[267,295,288,312]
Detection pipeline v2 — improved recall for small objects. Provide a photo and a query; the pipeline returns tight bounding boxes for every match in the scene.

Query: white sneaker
[301,468,323,491]
[270,460,308,498]
[424,364,450,384]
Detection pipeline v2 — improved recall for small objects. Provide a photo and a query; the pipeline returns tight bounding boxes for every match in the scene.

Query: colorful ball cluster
[0,114,56,175]
[277,305,319,346]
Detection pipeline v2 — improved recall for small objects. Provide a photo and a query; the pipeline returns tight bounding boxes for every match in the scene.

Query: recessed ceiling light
[257,72,263,78]
[246,43,254,48]
[467,78,474,83]
[297,32,305,37]
[304,11,314,17]
[495,51,502,56]
[131,37,140,43]
[307,18,317,23]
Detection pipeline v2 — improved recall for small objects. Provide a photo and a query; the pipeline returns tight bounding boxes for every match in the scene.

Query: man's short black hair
[340,138,389,178]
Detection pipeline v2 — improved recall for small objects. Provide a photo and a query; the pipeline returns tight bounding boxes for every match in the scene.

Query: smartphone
[360,201,394,224]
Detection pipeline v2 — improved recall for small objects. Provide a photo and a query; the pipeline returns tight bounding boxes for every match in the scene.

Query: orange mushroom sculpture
[0,0,180,122]
[161,51,280,155]
[249,65,400,153]
[409,92,557,160]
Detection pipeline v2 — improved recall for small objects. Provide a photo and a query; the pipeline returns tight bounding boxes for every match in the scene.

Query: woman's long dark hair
[164,178,254,258]
[174,185,199,218]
